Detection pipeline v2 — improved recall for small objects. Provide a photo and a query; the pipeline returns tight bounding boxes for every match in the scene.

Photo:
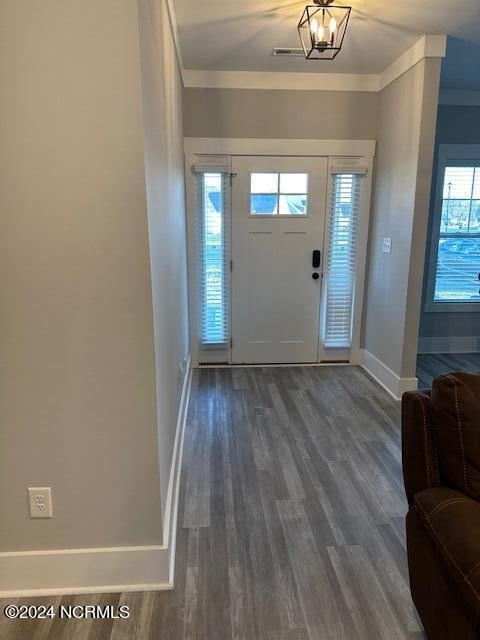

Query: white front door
[231,156,328,364]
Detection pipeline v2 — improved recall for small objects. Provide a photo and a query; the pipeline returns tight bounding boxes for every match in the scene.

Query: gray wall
[0,0,188,552]
[363,59,441,379]
[138,0,190,518]
[184,88,379,140]
[419,105,480,343]
[184,75,442,379]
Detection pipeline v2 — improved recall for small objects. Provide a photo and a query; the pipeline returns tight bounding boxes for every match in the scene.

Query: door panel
[231,156,327,364]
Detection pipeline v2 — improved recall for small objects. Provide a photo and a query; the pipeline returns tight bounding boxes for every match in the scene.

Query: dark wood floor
[2,366,424,639]
[417,352,480,388]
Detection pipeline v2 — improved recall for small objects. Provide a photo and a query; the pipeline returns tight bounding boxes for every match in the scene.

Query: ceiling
[173,0,480,86]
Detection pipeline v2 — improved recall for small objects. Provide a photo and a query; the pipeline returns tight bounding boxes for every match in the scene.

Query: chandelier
[298,0,351,60]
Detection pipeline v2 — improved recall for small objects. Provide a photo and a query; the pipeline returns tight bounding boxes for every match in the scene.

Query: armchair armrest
[402,390,441,506]
[415,487,480,617]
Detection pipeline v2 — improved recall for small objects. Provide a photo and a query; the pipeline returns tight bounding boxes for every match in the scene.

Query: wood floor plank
[108,592,152,640]
[270,628,310,640]
[277,499,350,640]
[417,353,480,388]
[3,365,421,640]
[327,545,379,640]
[344,545,406,640]
[257,468,306,631]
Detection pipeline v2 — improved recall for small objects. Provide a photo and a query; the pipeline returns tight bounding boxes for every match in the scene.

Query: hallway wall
[183,88,379,140]
[0,0,162,552]
[363,58,442,384]
[138,0,190,519]
[0,0,189,563]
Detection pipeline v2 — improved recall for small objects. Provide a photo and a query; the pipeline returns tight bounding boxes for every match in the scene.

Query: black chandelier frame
[298,0,352,61]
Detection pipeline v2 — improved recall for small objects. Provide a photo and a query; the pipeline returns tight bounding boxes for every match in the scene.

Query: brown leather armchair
[402,372,480,639]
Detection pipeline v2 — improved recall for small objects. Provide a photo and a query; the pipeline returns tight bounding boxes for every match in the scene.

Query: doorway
[185,140,374,368]
[231,156,327,364]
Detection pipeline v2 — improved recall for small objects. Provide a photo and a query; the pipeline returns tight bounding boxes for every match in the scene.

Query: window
[195,171,230,346]
[324,173,362,348]
[427,148,480,311]
[250,172,308,215]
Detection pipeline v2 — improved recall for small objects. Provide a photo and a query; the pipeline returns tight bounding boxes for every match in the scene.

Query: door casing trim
[185,137,376,367]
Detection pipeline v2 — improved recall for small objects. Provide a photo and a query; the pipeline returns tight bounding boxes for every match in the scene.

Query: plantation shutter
[324,171,364,348]
[193,157,230,347]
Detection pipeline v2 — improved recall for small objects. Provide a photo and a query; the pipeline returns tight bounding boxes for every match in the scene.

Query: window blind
[324,173,362,348]
[195,171,230,347]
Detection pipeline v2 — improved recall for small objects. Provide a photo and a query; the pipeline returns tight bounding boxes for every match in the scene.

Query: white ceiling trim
[181,35,446,93]
[183,69,380,92]
[165,0,185,82]
[439,90,480,106]
[184,137,376,157]
[379,35,447,91]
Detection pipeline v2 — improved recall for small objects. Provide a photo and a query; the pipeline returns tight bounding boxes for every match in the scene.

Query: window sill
[424,301,480,313]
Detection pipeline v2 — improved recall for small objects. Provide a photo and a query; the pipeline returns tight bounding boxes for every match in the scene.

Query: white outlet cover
[28,487,53,519]
[382,237,392,254]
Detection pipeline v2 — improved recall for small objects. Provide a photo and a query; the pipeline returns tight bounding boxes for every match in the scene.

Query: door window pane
[280,173,308,193]
[250,172,308,215]
[279,194,308,215]
[251,173,278,193]
[250,195,278,215]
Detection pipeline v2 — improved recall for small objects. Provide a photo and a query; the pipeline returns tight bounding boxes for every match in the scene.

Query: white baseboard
[162,355,192,585]
[361,349,418,401]
[0,356,192,598]
[418,335,480,354]
[0,546,170,598]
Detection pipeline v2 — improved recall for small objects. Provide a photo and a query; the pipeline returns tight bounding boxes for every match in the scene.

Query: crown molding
[379,35,446,91]
[165,0,185,83]
[439,90,480,106]
[182,35,447,93]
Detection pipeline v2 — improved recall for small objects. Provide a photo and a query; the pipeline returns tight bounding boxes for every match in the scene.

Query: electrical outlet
[382,237,392,254]
[28,487,53,519]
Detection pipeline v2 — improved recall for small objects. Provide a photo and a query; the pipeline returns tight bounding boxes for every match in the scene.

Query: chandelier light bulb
[310,17,319,34]
[329,16,337,32]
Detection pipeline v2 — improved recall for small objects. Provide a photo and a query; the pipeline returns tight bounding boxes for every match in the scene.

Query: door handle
[312,250,321,269]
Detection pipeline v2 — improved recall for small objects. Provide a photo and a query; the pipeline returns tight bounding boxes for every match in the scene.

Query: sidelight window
[323,173,362,348]
[195,171,230,346]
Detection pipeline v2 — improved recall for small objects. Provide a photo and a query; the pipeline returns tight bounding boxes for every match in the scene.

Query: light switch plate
[383,237,392,254]
[28,487,53,519]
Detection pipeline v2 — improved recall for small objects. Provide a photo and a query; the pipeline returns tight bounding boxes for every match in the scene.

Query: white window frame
[425,144,480,313]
